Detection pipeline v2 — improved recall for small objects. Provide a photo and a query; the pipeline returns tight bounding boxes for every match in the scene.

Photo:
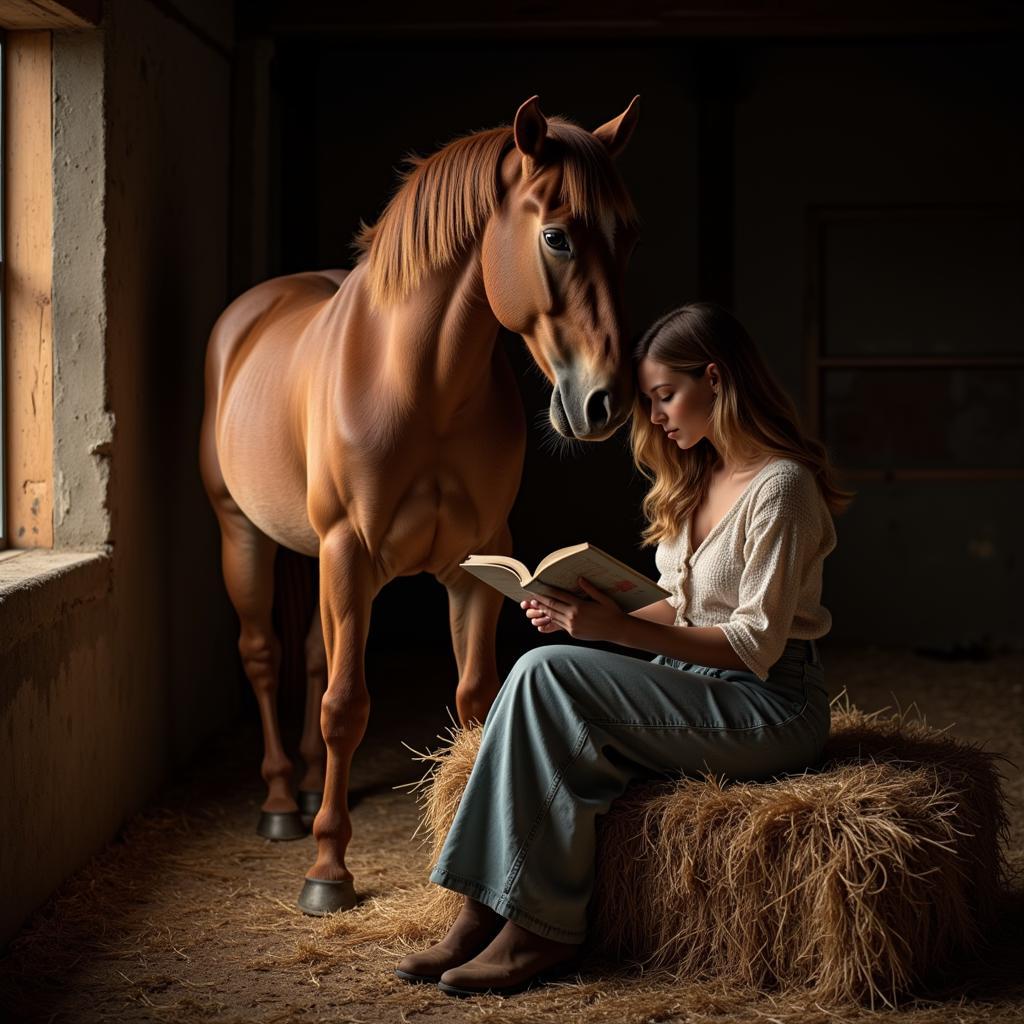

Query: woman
[395,302,854,997]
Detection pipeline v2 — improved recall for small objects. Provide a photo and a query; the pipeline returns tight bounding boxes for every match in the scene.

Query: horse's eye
[542,229,570,252]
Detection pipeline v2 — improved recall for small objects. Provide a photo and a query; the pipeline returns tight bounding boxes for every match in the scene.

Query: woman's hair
[630,302,855,546]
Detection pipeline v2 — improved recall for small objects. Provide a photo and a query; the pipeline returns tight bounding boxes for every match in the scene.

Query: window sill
[0,548,112,653]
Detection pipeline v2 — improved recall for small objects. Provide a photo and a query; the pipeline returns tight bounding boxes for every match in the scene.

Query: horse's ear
[593,95,640,158]
[513,95,548,160]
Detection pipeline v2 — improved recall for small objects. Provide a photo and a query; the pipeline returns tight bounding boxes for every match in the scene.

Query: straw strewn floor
[1,642,1022,1023]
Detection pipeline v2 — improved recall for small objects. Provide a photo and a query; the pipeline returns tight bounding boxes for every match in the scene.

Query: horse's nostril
[585,389,612,429]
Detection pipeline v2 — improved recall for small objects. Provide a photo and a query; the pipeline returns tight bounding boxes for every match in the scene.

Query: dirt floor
[1,641,1022,1024]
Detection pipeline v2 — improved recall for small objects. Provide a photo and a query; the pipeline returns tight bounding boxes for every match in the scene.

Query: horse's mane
[353,118,638,309]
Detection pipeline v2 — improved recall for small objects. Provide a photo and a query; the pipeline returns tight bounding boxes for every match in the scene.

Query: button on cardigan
[653,458,837,681]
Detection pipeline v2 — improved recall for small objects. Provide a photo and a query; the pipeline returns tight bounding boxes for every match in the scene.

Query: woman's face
[637,356,718,449]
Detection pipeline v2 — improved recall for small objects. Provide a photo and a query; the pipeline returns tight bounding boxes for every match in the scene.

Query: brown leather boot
[394,898,504,984]
[438,919,581,997]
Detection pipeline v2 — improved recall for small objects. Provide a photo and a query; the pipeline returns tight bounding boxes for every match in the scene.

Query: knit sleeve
[656,570,682,609]
[654,540,682,609]
[716,471,822,681]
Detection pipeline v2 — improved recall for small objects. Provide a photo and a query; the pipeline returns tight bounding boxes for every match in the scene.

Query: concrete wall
[0,0,238,946]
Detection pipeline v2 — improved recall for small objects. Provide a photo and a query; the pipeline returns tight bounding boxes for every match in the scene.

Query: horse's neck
[370,247,502,415]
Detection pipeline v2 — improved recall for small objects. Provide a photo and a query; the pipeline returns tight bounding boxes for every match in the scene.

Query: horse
[199,95,640,915]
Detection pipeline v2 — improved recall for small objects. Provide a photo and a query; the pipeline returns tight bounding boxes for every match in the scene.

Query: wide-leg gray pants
[429,638,830,943]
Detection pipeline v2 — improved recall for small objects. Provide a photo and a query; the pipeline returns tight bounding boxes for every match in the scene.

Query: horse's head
[481,96,640,441]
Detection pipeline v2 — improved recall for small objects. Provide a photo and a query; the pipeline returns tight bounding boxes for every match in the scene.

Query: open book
[460,543,670,613]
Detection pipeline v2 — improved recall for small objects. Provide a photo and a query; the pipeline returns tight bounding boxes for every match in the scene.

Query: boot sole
[437,959,579,998]
[438,978,535,998]
[394,968,441,985]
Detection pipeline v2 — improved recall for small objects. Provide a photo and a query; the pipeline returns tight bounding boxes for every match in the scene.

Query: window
[805,203,1024,481]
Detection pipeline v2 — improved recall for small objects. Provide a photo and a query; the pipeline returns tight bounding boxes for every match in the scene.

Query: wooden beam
[0,1,99,29]
[237,0,1024,40]
[4,31,54,548]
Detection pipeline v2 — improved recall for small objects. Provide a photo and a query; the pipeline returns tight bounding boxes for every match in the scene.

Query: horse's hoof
[297,877,357,916]
[297,789,323,827]
[257,810,307,841]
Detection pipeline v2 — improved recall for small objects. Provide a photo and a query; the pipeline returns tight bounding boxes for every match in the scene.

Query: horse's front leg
[297,524,380,915]
[438,522,512,726]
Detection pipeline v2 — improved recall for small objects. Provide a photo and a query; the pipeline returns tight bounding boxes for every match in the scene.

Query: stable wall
[732,38,1024,653]
[0,0,239,946]
[270,31,1022,660]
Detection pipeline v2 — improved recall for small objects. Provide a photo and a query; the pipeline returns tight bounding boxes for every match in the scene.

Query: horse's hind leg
[217,502,305,841]
[297,606,327,826]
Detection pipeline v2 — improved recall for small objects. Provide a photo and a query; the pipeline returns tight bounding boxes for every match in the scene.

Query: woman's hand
[520,577,627,642]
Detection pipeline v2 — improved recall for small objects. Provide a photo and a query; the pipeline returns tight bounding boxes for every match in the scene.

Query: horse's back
[205,270,348,394]
[202,269,350,555]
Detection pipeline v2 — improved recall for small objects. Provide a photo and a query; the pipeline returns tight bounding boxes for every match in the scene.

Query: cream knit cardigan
[653,458,837,681]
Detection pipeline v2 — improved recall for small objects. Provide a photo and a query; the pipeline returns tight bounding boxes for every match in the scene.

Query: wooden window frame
[2,29,53,550]
[0,3,98,552]
[804,202,1024,483]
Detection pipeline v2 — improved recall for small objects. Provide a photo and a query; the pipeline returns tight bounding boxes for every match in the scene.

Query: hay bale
[409,699,1010,1008]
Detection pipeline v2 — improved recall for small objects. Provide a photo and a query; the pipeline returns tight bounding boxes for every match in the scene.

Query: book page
[534,543,589,577]
[459,562,534,603]
[528,546,670,613]
[460,546,669,613]
[461,554,530,581]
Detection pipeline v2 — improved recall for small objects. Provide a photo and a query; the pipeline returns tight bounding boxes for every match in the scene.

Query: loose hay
[329,696,1012,1009]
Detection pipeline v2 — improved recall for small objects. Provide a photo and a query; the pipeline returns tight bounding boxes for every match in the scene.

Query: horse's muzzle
[550,384,629,441]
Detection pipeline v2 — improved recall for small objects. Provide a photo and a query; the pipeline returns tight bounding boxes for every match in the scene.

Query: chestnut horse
[200,96,640,914]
